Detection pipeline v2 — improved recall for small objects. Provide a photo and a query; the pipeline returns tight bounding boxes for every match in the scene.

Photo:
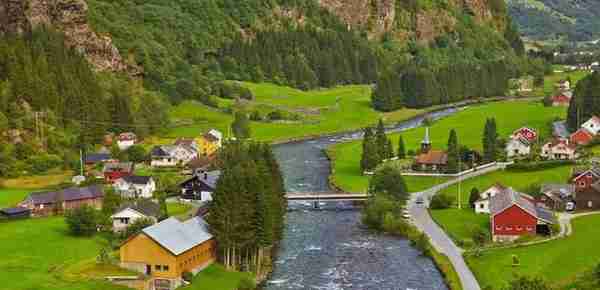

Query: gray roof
[552,121,569,139]
[27,185,104,205]
[142,217,213,256]
[198,170,220,189]
[120,175,153,185]
[103,162,134,172]
[541,183,574,197]
[536,207,556,224]
[490,188,536,217]
[115,199,161,218]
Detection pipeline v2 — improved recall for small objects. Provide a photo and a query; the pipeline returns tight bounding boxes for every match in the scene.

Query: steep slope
[507,0,600,41]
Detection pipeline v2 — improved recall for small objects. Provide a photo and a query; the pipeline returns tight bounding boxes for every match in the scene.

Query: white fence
[400,161,514,177]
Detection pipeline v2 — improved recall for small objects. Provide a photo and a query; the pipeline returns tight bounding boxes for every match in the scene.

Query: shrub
[65,205,99,236]
[182,271,194,282]
[594,263,600,284]
[267,110,284,121]
[125,145,147,163]
[471,226,489,246]
[507,160,574,172]
[430,194,453,209]
[29,154,62,174]
[237,277,256,290]
[249,110,262,121]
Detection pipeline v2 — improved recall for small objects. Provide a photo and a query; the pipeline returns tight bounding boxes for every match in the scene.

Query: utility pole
[458,150,462,210]
[79,148,84,176]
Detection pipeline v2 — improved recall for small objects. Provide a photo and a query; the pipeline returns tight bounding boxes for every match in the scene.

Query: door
[146,264,151,275]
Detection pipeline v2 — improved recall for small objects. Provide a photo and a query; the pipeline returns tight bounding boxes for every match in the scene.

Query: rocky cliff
[0,0,138,75]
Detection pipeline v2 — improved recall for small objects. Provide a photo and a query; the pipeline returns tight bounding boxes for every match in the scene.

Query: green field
[0,188,31,208]
[430,208,490,246]
[329,100,567,193]
[467,214,600,288]
[180,264,254,290]
[0,217,127,290]
[166,83,426,142]
[523,69,590,97]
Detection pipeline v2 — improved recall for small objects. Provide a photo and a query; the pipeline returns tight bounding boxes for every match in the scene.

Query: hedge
[506,160,575,172]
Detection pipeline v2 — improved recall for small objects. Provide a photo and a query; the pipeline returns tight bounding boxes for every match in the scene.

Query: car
[415,197,424,204]
[402,213,410,219]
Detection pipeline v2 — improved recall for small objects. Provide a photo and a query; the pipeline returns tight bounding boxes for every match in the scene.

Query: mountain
[507,0,600,42]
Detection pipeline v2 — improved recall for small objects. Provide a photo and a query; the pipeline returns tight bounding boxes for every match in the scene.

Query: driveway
[407,163,509,290]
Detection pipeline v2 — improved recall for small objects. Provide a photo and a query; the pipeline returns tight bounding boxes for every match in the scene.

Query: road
[407,163,512,290]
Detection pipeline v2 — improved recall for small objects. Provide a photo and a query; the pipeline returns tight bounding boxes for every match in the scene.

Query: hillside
[507,0,600,42]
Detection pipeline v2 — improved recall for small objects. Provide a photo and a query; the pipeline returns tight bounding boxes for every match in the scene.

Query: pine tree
[232,111,251,139]
[482,118,498,163]
[375,119,392,160]
[361,127,380,172]
[469,187,480,208]
[397,135,406,159]
[446,129,460,173]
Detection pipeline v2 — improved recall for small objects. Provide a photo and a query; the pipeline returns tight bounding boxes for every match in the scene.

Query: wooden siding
[492,205,537,237]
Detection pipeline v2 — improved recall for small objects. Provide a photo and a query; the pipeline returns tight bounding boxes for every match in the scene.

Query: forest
[0,27,169,178]
[567,71,600,131]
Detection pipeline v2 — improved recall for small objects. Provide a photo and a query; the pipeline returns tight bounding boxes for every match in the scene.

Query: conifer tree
[446,129,460,173]
[232,111,251,139]
[361,127,380,173]
[375,119,393,160]
[397,135,406,159]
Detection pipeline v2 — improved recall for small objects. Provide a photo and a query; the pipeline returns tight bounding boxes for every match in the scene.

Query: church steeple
[421,127,431,153]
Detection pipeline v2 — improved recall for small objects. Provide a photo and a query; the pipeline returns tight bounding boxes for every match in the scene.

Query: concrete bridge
[285,192,368,201]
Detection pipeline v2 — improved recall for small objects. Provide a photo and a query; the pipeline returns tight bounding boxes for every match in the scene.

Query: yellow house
[120,217,216,289]
[197,129,222,157]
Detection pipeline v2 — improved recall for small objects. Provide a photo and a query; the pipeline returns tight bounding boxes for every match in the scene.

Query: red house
[511,127,537,143]
[570,128,594,145]
[490,188,555,242]
[103,162,134,183]
[551,93,571,107]
[571,167,600,192]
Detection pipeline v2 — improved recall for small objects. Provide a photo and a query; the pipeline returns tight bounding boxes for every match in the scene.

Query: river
[265,108,459,290]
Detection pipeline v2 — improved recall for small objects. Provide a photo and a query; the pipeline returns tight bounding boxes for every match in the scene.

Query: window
[479,204,484,209]
[526,226,533,231]
[516,226,523,231]
[579,181,586,187]
[155,265,161,271]
[120,218,129,224]
[162,265,169,271]
[588,201,593,208]
[495,226,502,230]
[506,226,513,231]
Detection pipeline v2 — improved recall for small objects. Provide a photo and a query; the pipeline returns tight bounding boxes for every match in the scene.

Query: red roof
[118,132,137,141]
[551,94,570,104]
[570,128,594,145]
[512,127,537,142]
[415,150,448,165]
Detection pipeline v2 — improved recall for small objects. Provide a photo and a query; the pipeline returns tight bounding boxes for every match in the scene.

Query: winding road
[407,163,513,290]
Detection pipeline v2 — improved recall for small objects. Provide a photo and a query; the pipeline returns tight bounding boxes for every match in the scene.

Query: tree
[102,187,122,216]
[446,129,460,173]
[231,111,251,139]
[65,205,99,236]
[122,217,155,239]
[375,119,393,160]
[594,262,600,284]
[469,187,480,208]
[430,194,453,209]
[483,118,498,163]
[397,135,406,159]
[471,226,488,246]
[360,127,380,172]
[125,145,147,163]
[158,193,168,220]
[368,165,408,201]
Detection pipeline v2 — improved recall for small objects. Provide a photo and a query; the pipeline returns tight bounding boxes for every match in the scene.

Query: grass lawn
[0,188,33,208]
[430,208,489,246]
[180,264,253,290]
[466,214,600,288]
[167,202,194,219]
[329,100,566,193]
[165,83,426,142]
[0,171,72,189]
[0,217,128,290]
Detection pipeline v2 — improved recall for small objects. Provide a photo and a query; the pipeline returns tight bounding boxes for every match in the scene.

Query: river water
[266,108,459,290]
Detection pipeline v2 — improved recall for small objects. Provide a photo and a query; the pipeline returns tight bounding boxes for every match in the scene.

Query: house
[541,138,578,160]
[151,145,198,167]
[550,93,571,107]
[581,116,600,136]
[0,207,31,219]
[552,121,569,139]
[575,182,600,210]
[84,153,111,166]
[186,155,216,176]
[474,183,508,214]
[180,170,221,202]
[511,127,538,143]
[19,185,104,216]
[413,128,448,172]
[537,184,575,211]
[111,199,161,232]
[120,217,216,290]
[197,129,223,157]
[174,138,200,153]
[103,162,134,183]
[556,79,570,90]
[570,128,594,146]
[571,166,600,192]
[506,137,531,158]
[490,188,555,242]
[117,132,137,150]
[113,176,156,199]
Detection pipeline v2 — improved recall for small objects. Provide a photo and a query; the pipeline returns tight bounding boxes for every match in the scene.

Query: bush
[121,218,155,240]
[267,110,284,121]
[471,226,489,246]
[594,263,600,284]
[29,154,62,174]
[368,165,408,201]
[430,194,453,209]
[182,271,193,282]
[125,145,147,163]
[249,110,262,121]
[65,205,99,236]
[507,160,574,172]
[236,277,256,290]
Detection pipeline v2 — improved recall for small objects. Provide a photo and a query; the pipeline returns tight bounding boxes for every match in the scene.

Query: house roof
[151,146,170,158]
[572,166,600,182]
[512,127,537,142]
[0,207,30,215]
[26,185,104,205]
[490,187,555,224]
[187,155,215,170]
[180,170,221,190]
[118,175,153,185]
[551,94,571,103]
[535,207,556,224]
[118,132,137,141]
[415,150,447,165]
[103,162,134,173]
[541,183,574,196]
[114,199,161,218]
[85,153,111,163]
[142,217,213,256]
[545,138,577,151]
[202,132,220,142]
[174,138,196,147]
[552,121,569,139]
[570,128,594,144]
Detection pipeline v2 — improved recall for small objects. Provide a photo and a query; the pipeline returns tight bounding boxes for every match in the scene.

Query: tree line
[206,140,286,276]
[567,72,600,131]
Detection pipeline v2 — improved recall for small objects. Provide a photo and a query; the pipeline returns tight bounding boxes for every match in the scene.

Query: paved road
[407,163,512,290]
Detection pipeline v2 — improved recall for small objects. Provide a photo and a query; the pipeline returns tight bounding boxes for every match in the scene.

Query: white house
[474,183,508,214]
[207,129,223,147]
[506,138,531,158]
[541,138,578,160]
[110,200,161,232]
[150,145,198,167]
[581,116,600,136]
[113,176,156,199]
[117,132,137,150]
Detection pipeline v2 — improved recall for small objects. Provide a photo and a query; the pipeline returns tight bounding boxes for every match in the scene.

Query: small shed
[0,207,31,219]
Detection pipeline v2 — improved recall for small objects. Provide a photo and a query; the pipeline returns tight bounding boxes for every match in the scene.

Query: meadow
[165,83,427,143]
[466,214,600,288]
[329,100,566,193]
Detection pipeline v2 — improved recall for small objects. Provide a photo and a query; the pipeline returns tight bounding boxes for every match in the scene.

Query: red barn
[570,128,594,145]
[103,162,134,183]
[511,127,537,143]
[490,188,555,242]
[572,167,600,192]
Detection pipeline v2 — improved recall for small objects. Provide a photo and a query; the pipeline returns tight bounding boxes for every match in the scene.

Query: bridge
[285,192,368,201]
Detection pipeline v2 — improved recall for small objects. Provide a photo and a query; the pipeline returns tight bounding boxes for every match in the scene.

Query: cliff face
[318,0,496,43]
[0,0,139,75]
